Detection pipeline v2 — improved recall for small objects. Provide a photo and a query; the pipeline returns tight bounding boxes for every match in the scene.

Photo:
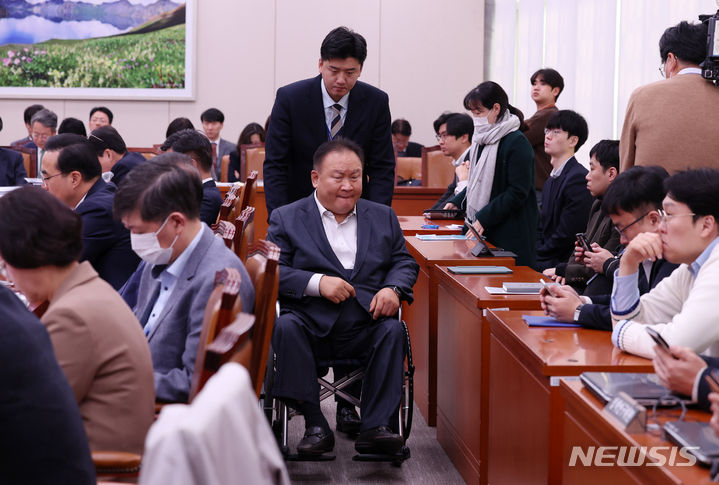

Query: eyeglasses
[31,132,51,140]
[614,211,650,237]
[41,172,64,184]
[544,128,565,137]
[658,63,666,78]
[657,209,695,223]
[435,132,451,142]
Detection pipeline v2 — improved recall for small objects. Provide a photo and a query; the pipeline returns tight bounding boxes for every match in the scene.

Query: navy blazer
[201,179,223,226]
[537,157,593,270]
[0,147,27,186]
[0,286,95,484]
[111,151,146,187]
[267,194,419,337]
[398,141,423,158]
[76,178,140,290]
[263,75,396,216]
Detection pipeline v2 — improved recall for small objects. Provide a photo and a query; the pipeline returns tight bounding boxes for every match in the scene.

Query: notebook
[664,420,719,466]
[580,372,692,406]
[447,266,513,275]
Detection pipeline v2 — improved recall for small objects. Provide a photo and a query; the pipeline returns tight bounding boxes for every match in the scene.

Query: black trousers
[271,298,404,431]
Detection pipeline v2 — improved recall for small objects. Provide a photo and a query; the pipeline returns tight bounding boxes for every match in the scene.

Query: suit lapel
[343,82,366,138]
[309,76,330,143]
[351,201,370,279]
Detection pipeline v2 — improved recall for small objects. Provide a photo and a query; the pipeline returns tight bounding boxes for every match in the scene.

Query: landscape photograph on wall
[0,0,194,99]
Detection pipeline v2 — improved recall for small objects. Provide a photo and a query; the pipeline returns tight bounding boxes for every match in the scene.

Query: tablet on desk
[664,421,719,466]
[447,266,513,275]
[580,372,692,406]
[423,209,464,220]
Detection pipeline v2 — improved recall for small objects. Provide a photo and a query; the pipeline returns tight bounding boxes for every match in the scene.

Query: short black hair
[589,139,620,171]
[88,125,126,156]
[0,186,82,269]
[237,122,266,146]
[163,129,213,172]
[320,26,367,66]
[165,117,195,138]
[30,108,57,130]
[659,21,708,65]
[23,104,44,125]
[463,81,525,126]
[530,68,565,100]
[56,143,102,181]
[200,108,224,123]
[89,106,113,124]
[664,168,719,223]
[602,166,669,216]
[312,137,364,170]
[114,153,202,222]
[391,119,412,136]
[445,113,474,144]
[545,110,589,152]
[58,117,87,136]
[44,133,89,152]
[433,112,456,135]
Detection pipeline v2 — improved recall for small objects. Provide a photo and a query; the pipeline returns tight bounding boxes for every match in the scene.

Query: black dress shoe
[354,426,404,455]
[297,426,335,456]
[336,406,361,435]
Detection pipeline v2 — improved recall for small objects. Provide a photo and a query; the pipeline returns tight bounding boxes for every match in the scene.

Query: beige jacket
[43,261,155,453]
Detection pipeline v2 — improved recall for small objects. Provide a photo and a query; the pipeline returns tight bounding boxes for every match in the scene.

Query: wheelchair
[262,311,414,467]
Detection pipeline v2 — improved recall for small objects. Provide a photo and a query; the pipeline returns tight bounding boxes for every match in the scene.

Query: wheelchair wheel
[398,319,414,441]
[261,347,276,424]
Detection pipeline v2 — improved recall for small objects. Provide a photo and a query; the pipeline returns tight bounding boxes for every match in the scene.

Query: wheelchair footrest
[284,453,336,462]
[352,445,410,466]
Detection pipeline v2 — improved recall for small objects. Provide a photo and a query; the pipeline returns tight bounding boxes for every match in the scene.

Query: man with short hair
[24,108,57,176]
[88,125,145,186]
[264,26,396,216]
[620,21,719,172]
[390,119,423,157]
[611,168,719,359]
[41,134,139,289]
[11,103,44,147]
[161,129,223,225]
[535,109,594,271]
[0,115,27,186]
[521,68,564,196]
[430,113,473,210]
[115,155,254,402]
[200,108,235,180]
[268,138,418,457]
[89,106,113,132]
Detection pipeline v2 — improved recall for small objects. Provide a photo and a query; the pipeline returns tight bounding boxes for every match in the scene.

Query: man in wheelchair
[267,138,419,457]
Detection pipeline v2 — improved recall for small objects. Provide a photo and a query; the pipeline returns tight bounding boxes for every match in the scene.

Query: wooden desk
[486,310,653,485]
[434,265,544,485]
[561,380,712,484]
[398,216,463,235]
[403,236,516,428]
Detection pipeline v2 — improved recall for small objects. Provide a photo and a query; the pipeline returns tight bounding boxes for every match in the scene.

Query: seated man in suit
[0,186,155,454]
[24,108,57,175]
[540,166,677,330]
[0,284,95,484]
[10,103,44,146]
[391,118,423,157]
[201,108,235,180]
[88,125,146,186]
[430,112,473,210]
[653,344,719,412]
[268,139,419,456]
[0,115,27,185]
[536,109,594,270]
[41,134,140,289]
[89,106,113,132]
[160,129,223,225]
[611,168,719,359]
[114,154,254,403]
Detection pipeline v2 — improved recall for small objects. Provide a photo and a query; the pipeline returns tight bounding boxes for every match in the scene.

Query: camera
[699,9,719,86]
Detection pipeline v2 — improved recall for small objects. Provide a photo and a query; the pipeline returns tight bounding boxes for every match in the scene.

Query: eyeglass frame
[613,211,650,237]
[657,209,696,223]
[435,131,452,142]
[658,62,666,78]
[41,172,64,184]
[543,128,565,137]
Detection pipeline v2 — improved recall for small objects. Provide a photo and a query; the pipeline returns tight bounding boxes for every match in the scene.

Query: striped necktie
[330,104,343,139]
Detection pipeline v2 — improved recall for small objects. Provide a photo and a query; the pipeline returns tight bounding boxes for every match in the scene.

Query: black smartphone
[645,327,675,357]
[576,233,592,253]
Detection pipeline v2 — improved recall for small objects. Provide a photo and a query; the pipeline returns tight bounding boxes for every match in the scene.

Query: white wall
[0,0,484,150]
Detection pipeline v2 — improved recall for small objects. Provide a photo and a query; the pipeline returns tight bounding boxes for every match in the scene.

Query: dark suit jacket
[0,285,95,484]
[0,147,27,186]
[578,258,678,331]
[267,194,419,338]
[431,149,470,210]
[76,178,140,290]
[698,356,719,411]
[201,179,223,226]
[264,75,395,216]
[10,135,31,147]
[536,157,593,270]
[20,139,37,150]
[111,151,146,187]
[227,149,241,182]
[398,141,423,158]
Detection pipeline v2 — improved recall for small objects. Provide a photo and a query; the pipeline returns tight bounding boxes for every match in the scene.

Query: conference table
[484,310,654,485]
[402,236,516,427]
[398,216,463,235]
[560,379,712,484]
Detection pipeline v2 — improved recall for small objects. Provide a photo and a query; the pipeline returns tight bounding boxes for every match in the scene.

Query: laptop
[580,372,693,406]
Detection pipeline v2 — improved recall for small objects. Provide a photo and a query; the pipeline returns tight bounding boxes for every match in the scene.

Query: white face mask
[130,216,179,266]
[473,116,489,128]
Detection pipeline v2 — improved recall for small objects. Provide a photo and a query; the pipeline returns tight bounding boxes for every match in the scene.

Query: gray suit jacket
[214,138,236,179]
[134,225,254,402]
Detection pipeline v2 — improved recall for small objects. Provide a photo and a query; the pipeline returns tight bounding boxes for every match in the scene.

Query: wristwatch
[574,304,585,322]
[388,286,402,299]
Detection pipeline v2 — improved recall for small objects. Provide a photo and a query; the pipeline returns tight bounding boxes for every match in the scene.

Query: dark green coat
[450,130,538,267]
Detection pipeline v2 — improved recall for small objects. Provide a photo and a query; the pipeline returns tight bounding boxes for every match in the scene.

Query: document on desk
[522,315,580,328]
[415,234,466,241]
[485,286,539,295]
[448,266,513,274]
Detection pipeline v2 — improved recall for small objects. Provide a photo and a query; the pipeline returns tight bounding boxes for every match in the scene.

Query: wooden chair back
[233,206,256,261]
[189,268,245,401]
[220,154,230,182]
[126,147,159,160]
[214,182,243,224]
[421,145,455,188]
[395,156,422,185]
[237,170,258,217]
[213,220,236,249]
[240,143,265,181]
[1,145,37,178]
[243,240,280,397]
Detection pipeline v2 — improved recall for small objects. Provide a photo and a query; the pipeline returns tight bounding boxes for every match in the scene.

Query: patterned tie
[330,104,343,139]
[211,142,218,178]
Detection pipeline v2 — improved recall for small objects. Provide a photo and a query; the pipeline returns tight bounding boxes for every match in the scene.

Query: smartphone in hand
[576,233,592,253]
[646,327,677,359]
